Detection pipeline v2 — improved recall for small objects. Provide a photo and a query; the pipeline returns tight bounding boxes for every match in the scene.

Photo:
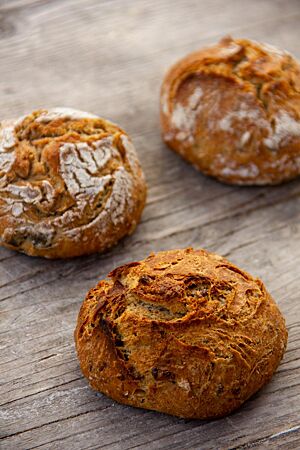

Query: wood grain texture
[0,0,300,448]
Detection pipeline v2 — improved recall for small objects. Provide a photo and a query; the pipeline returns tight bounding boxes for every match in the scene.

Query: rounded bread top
[0,107,146,257]
[75,248,287,418]
[160,37,300,184]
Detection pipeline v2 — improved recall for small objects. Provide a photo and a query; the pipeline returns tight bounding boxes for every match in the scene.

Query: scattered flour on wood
[0,386,89,421]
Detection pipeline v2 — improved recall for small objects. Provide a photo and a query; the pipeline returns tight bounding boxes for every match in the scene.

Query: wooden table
[1,1,300,448]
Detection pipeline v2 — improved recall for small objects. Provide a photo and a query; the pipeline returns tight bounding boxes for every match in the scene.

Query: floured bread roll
[160,36,300,185]
[0,108,146,258]
[75,248,287,419]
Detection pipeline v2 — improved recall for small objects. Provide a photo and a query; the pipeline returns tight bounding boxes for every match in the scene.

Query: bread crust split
[0,107,147,258]
[160,36,300,185]
[75,248,287,419]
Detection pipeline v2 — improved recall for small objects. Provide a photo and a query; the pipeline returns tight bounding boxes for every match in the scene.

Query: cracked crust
[75,248,287,419]
[0,108,147,258]
[160,36,300,185]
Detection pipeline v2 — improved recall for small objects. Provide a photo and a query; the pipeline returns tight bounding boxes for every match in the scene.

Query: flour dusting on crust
[219,102,270,134]
[36,107,99,123]
[56,138,133,235]
[11,203,23,217]
[264,112,300,150]
[254,41,287,58]
[106,167,133,225]
[161,92,170,116]
[0,125,16,182]
[120,134,143,175]
[59,140,113,198]
[171,87,203,142]
[3,184,42,203]
[0,151,15,177]
[62,167,133,241]
[1,126,16,149]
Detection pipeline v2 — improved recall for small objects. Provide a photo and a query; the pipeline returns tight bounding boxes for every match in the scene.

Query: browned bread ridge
[160,36,300,185]
[75,248,287,419]
[0,108,146,258]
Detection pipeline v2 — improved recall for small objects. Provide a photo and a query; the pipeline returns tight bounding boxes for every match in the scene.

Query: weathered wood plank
[0,0,300,448]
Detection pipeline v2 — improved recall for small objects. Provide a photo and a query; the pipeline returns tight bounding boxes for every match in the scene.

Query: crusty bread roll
[0,108,146,258]
[75,248,287,419]
[160,36,300,185]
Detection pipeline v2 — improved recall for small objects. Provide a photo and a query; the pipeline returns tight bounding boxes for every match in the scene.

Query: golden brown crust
[75,248,288,419]
[0,108,147,258]
[160,36,300,185]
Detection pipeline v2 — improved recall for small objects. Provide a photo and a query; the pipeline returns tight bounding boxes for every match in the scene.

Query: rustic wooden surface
[0,0,300,448]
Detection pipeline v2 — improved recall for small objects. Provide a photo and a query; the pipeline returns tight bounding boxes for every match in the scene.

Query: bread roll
[0,108,146,258]
[160,36,300,185]
[75,248,287,419]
